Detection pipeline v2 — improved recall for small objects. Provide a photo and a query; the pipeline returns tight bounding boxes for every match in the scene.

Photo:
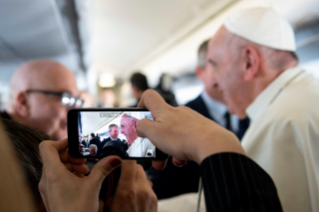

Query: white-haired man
[89,144,98,156]
[120,113,155,157]
[207,7,319,212]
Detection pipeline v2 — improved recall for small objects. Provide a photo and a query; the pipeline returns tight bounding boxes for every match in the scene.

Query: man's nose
[211,72,219,86]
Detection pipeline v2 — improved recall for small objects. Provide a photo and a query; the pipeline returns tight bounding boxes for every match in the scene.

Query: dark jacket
[98,137,128,156]
[201,153,282,211]
[89,137,100,147]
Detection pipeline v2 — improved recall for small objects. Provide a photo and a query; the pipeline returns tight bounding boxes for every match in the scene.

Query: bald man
[207,7,319,212]
[2,60,83,140]
[120,114,155,157]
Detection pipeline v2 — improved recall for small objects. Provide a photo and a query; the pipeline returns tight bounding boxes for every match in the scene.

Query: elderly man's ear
[133,119,139,132]
[14,92,30,117]
[242,46,260,81]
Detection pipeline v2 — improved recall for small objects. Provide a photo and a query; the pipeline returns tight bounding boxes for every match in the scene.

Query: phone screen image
[77,111,156,159]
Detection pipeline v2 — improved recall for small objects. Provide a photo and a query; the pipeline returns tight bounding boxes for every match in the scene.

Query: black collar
[0,111,12,120]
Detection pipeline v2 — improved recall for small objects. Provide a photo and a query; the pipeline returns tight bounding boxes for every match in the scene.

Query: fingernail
[176,161,187,167]
[110,158,122,167]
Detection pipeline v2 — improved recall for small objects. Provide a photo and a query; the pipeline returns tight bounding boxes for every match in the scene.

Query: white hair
[225,31,298,70]
[89,144,98,151]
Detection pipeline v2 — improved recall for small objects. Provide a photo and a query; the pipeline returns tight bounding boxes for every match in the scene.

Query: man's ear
[195,66,204,81]
[133,120,139,133]
[14,92,30,117]
[242,46,260,81]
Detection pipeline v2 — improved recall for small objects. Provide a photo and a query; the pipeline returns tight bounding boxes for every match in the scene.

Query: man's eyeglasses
[26,89,84,108]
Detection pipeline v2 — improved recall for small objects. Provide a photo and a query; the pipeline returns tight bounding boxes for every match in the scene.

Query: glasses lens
[75,99,84,108]
[61,93,83,108]
[69,97,76,106]
[62,96,70,105]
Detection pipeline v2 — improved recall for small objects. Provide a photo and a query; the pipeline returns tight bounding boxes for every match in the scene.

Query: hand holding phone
[136,90,245,169]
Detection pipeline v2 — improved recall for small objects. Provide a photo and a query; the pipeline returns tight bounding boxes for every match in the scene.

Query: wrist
[194,131,245,165]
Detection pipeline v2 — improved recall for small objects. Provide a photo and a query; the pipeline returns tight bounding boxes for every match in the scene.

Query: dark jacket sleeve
[200,153,282,212]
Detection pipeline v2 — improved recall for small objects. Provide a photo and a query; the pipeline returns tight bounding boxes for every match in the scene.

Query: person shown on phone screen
[89,144,98,156]
[120,113,155,157]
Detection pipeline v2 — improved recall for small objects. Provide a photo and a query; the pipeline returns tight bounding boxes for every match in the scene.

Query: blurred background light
[98,73,116,88]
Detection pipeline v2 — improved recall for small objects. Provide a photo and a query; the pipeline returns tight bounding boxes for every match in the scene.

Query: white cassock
[127,137,155,157]
[242,66,319,212]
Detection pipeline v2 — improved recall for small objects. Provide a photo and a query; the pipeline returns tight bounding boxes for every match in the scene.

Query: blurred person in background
[130,72,149,107]
[2,59,83,141]
[89,133,100,146]
[98,88,116,108]
[207,7,319,212]
[154,73,178,106]
[81,136,88,148]
[148,40,250,200]
[89,144,98,156]
[79,91,95,108]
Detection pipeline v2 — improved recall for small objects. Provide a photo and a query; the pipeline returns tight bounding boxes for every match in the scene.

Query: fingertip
[109,158,122,168]
[152,160,167,170]
[89,155,123,184]
[172,157,187,167]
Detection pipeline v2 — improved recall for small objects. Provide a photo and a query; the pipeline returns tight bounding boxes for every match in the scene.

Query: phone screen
[76,110,156,158]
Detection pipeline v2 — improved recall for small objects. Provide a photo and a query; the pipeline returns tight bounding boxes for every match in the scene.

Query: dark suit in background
[98,137,128,156]
[89,137,100,147]
[201,152,282,211]
[185,95,213,120]
[81,140,88,148]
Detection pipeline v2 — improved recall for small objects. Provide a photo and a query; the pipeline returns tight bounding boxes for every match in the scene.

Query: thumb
[88,156,122,186]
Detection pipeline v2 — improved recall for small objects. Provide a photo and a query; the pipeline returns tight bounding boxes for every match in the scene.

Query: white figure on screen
[120,113,155,157]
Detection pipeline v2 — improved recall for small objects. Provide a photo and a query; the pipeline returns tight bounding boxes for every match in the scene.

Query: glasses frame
[26,89,84,108]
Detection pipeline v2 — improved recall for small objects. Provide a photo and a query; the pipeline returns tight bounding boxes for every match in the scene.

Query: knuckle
[178,105,189,111]
[39,140,51,152]
[119,189,136,202]
[150,192,158,204]
[139,189,150,199]
[98,165,110,176]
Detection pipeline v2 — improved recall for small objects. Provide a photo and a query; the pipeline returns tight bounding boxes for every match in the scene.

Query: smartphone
[67,108,167,160]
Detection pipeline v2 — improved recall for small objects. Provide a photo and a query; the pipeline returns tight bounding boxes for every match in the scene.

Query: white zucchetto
[224,7,296,52]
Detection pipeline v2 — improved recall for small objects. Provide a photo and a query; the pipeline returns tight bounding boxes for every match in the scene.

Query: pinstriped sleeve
[200,153,282,212]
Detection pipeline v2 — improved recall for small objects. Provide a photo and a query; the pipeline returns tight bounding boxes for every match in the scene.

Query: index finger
[137,89,170,115]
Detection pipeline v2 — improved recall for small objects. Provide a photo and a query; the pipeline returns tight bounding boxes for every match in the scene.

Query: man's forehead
[24,61,78,95]
[207,28,229,58]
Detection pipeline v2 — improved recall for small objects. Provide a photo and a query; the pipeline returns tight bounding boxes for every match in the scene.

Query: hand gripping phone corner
[67,108,167,160]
